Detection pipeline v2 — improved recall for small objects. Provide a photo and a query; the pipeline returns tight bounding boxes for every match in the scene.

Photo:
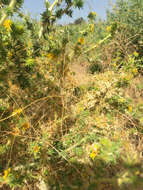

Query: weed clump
[0,0,143,189]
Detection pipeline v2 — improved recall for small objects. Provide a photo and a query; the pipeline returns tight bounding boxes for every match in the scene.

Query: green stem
[48,0,59,12]
[84,34,112,54]
[0,0,16,26]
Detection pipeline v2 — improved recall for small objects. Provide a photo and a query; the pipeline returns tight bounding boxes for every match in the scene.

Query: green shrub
[107,0,143,56]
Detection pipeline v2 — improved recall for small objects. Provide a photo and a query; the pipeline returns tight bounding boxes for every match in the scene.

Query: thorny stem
[39,0,60,39]
[48,0,59,12]
[39,0,73,39]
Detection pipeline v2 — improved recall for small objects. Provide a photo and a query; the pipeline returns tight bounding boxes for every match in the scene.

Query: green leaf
[73,0,84,9]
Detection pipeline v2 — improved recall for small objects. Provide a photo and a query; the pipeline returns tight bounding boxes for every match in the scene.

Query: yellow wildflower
[136,171,140,175]
[132,67,138,75]
[49,35,54,40]
[22,122,30,131]
[113,63,117,67]
[3,19,12,32]
[47,53,55,59]
[133,51,139,57]
[106,26,112,33]
[12,108,22,116]
[90,144,98,160]
[128,105,133,112]
[3,168,11,181]
[90,24,94,33]
[90,151,97,160]
[34,146,40,153]
[119,98,125,103]
[78,37,85,45]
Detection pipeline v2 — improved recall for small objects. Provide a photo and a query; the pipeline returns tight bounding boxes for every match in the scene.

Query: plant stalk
[39,0,60,39]
[84,34,112,54]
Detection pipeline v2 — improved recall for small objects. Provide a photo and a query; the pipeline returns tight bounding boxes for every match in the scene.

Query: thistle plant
[0,0,23,26]
[39,0,84,38]
[0,0,143,189]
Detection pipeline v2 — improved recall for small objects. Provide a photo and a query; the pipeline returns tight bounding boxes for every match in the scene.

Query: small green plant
[89,62,102,74]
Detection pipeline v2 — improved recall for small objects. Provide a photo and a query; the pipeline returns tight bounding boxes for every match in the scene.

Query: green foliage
[73,0,83,8]
[88,11,96,21]
[99,138,121,163]
[40,0,84,37]
[0,0,24,12]
[107,0,143,55]
[0,0,143,189]
[74,17,85,25]
[89,62,102,74]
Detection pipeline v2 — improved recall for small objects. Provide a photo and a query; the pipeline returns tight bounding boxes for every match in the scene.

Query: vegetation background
[0,0,143,189]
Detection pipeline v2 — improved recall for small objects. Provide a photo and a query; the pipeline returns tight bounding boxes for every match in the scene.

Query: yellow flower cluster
[106,26,112,33]
[34,146,40,153]
[3,19,12,32]
[12,108,22,116]
[78,37,85,45]
[119,98,125,103]
[3,168,11,181]
[90,144,98,160]
[132,67,138,75]
[49,35,54,40]
[47,53,55,59]
[113,63,117,68]
[133,51,139,57]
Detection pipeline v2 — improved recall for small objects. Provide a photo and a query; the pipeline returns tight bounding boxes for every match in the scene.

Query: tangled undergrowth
[0,0,143,189]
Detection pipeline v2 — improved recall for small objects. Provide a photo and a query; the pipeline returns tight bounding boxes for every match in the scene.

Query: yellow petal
[12,108,22,116]
[78,37,85,45]
[128,105,133,112]
[133,51,139,57]
[90,152,97,160]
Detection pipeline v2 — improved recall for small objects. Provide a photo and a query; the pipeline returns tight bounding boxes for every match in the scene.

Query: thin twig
[0,95,62,122]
